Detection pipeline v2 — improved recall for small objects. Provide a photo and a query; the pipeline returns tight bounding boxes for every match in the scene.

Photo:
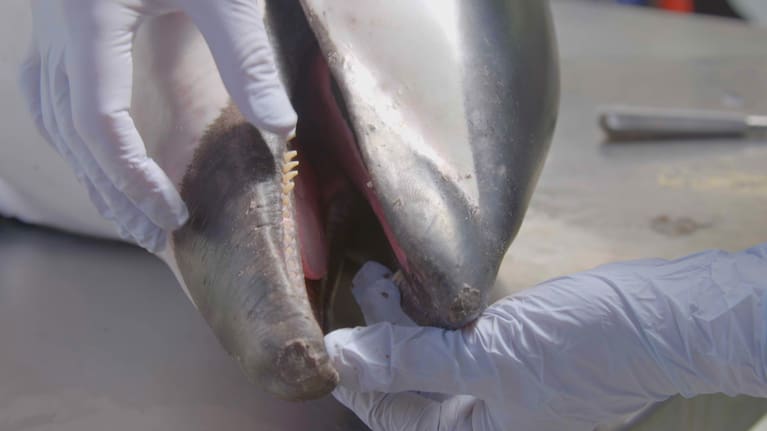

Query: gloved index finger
[325,321,505,401]
[180,0,297,136]
[62,1,188,231]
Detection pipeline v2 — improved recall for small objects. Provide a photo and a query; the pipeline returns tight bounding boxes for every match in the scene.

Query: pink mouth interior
[292,48,408,282]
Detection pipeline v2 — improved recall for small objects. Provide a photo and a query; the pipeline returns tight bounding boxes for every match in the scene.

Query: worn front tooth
[284,170,299,182]
[283,150,298,163]
[392,271,409,291]
[283,182,295,194]
[283,161,299,173]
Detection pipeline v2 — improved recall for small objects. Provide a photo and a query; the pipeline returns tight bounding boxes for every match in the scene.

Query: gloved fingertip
[247,89,297,136]
[145,231,169,253]
[170,200,189,229]
[324,327,367,390]
[131,224,168,253]
[152,189,188,230]
[287,128,297,142]
[124,157,189,230]
[352,261,393,289]
[136,194,187,232]
[324,327,356,360]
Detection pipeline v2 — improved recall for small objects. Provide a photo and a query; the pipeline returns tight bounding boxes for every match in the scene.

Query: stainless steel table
[2,2,767,430]
[503,2,767,430]
[499,1,767,294]
[0,220,366,430]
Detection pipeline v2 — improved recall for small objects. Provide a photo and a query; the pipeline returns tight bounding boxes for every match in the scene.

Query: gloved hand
[19,0,296,252]
[327,244,767,431]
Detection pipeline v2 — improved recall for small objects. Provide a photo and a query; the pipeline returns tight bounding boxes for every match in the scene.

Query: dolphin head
[300,0,560,327]
[172,0,558,401]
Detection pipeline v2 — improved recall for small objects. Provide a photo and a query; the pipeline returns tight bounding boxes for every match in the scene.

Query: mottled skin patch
[172,104,338,401]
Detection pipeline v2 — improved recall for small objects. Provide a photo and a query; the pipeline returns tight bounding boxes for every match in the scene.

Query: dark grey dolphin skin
[173,0,559,401]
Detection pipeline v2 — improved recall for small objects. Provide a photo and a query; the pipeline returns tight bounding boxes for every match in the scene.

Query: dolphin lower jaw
[169,46,491,401]
[172,105,338,401]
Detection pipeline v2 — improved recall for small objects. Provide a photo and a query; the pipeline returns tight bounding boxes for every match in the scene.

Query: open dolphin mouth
[292,48,411,325]
[172,0,559,401]
[171,45,413,402]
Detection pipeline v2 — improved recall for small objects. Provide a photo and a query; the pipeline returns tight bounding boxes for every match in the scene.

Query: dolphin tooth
[282,160,300,173]
[283,170,299,183]
[283,150,299,163]
[282,182,296,194]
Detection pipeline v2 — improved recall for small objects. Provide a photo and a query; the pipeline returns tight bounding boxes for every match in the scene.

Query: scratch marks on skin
[281,150,302,283]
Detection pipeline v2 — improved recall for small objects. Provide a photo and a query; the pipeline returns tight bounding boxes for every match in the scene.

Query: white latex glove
[19,0,296,252]
[327,243,767,431]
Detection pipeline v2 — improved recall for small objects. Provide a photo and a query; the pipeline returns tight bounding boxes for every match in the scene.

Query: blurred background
[578,0,766,23]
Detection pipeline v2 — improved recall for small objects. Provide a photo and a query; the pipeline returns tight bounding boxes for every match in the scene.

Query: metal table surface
[499,1,767,294]
[0,222,365,431]
[2,2,767,431]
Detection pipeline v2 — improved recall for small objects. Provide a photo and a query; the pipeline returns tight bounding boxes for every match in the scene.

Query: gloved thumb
[325,320,501,400]
[182,0,297,136]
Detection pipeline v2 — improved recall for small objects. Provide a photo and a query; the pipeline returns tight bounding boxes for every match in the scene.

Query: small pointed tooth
[283,182,295,194]
[392,271,414,296]
[283,150,298,163]
[284,171,299,182]
[282,161,299,173]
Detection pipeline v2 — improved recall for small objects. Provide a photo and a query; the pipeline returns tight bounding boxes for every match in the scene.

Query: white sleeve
[489,242,767,421]
[326,243,767,430]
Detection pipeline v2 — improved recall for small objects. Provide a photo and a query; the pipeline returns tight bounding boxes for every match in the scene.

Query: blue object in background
[617,0,649,5]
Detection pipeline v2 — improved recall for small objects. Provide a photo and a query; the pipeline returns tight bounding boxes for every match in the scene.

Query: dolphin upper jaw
[299,0,559,328]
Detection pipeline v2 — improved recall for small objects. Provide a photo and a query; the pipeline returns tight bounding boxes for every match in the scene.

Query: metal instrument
[599,105,767,140]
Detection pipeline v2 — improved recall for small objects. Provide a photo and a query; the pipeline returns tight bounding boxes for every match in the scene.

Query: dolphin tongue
[293,150,328,280]
[293,47,410,277]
